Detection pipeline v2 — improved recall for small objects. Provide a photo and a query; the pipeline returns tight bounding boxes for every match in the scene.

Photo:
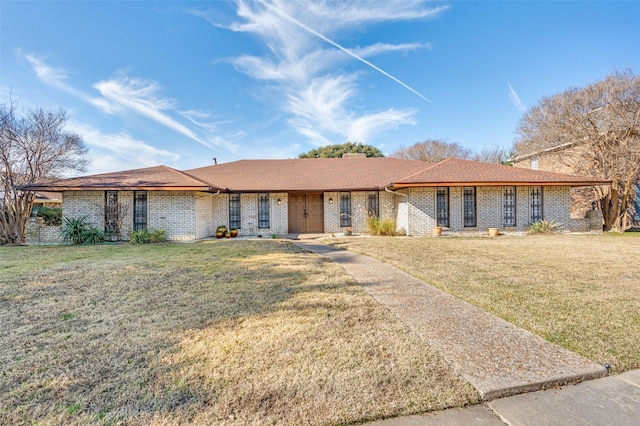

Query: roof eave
[390,180,611,189]
[17,185,218,192]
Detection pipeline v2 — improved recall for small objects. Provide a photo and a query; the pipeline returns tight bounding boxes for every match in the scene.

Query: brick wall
[406,187,436,236]
[25,217,61,244]
[212,193,288,236]
[118,191,134,238]
[380,191,397,223]
[213,193,229,230]
[270,193,289,235]
[397,185,575,236]
[395,194,409,235]
[240,193,258,234]
[351,192,368,233]
[148,191,196,241]
[63,191,104,228]
[515,187,529,231]
[543,186,570,228]
[449,187,463,231]
[324,192,340,233]
[476,186,502,230]
[195,192,215,239]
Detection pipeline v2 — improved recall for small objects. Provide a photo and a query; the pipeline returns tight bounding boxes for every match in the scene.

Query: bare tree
[1,101,88,244]
[472,146,512,164]
[514,70,640,230]
[390,139,472,163]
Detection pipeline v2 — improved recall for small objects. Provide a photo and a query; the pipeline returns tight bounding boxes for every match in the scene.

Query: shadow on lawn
[0,240,360,425]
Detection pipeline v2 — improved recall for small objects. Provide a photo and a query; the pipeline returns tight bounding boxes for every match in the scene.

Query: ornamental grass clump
[527,219,562,235]
[367,216,399,236]
[129,229,166,244]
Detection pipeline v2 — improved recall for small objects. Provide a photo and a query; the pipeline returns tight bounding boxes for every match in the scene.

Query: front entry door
[288,194,324,233]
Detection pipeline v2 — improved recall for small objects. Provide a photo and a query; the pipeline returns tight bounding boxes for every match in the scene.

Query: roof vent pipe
[213,157,217,165]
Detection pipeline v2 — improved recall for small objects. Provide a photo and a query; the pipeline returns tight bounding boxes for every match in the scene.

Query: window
[340,192,351,227]
[531,156,539,170]
[530,186,542,222]
[134,191,147,231]
[367,192,379,218]
[105,191,119,234]
[258,194,270,229]
[229,194,241,229]
[463,187,476,227]
[503,186,516,227]
[436,187,449,227]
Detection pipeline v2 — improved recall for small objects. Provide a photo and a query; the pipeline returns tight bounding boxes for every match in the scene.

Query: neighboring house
[19,157,609,241]
[513,145,639,224]
[32,192,62,210]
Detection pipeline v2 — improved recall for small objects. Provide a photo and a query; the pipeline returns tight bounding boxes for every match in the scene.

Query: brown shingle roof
[183,158,431,192]
[391,158,611,188]
[19,165,214,191]
[18,157,610,193]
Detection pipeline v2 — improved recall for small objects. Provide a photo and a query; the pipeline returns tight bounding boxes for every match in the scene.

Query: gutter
[384,185,410,236]
[384,185,408,197]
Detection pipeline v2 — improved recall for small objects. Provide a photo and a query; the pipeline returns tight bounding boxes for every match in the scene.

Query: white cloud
[347,109,417,142]
[66,121,181,175]
[19,53,241,155]
[92,75,212,147]
[351,42,433,58]
[508,82,526,112]
[201,0,439,145]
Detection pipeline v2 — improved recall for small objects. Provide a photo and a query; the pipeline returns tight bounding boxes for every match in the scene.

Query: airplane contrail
[257,0,431,103]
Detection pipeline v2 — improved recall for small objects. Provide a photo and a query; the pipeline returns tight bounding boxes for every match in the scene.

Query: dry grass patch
[329,233,640,373]
[0,241,477,425]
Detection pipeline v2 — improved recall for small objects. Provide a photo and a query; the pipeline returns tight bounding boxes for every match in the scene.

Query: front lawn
[329,233,640,373]
[0,241,478,425]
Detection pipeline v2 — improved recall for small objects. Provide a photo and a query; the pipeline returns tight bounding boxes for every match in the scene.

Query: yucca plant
[60,216,106,244]
[60,216,90,244]
[527,219,562,235]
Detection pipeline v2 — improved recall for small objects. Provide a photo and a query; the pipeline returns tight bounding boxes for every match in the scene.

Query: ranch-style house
[21,156,610,241]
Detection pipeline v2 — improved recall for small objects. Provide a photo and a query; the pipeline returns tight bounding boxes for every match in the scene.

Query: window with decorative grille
[134,191,147,231]
[340,193,351,227]
[105,191,119,234]
[530,186,542,222]
[503,186,516,227]
[258,194,270,229]
[463,187,476,227]
[367,192,379,218]
[229,194,241,229]
[436,187,449,227]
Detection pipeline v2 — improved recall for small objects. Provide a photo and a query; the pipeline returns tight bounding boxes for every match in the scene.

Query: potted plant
[216,225,227,239]
[230,227,238,238]
[433,226,442,236]
[343,227,352,236]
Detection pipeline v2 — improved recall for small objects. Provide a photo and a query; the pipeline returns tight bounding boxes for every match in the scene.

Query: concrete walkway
[293,241,640,424]
[369,370,640,426]
[294,241,607,400]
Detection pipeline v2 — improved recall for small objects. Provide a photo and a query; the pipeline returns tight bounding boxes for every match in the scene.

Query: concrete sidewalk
[369,369,640,425]
[294,241,607,400]
[293,240,639,424]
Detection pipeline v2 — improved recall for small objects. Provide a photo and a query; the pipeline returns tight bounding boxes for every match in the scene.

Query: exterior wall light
[328,197,334,204]
[277,198,282,205]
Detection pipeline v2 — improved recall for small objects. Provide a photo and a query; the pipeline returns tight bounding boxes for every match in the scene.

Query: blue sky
[2,1,639,175]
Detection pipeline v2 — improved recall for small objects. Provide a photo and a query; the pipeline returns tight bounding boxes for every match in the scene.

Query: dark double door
[288,194,324,233]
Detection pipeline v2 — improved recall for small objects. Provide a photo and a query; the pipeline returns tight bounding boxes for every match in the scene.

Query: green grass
[0,241,477,425]
[328,233,640,373]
